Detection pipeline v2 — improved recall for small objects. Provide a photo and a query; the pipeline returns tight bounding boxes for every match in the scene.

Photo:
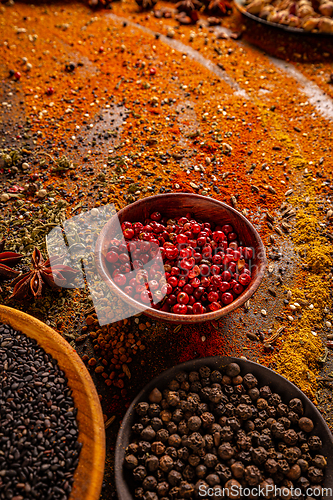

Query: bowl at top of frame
[0,305,105,500]
[95,193,266,324]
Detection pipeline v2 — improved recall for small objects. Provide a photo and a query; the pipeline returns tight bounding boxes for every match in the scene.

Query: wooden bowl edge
[0,305,106,500]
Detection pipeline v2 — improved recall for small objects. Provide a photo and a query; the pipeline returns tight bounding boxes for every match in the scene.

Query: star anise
[135,0,157,11]
[205,0,232,15]
[0,238,23,292]
[10,247,79,300]
[176,0,203,13]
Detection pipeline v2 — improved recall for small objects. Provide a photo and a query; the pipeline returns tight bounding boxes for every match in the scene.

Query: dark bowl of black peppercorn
[115,356,333,500]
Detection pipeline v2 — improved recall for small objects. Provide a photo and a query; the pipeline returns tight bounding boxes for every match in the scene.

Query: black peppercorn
[259,386,272,399]
[239,394,252,405]
[167,392,180,407]
[160,410,172,423]
[297,476,310,491]
[177,447,190,461]
[143,492,158,500]
[146,456,159,472]
[237,450,252,464]
[139,441,152,454]
[297,458,309,473]
[156,428,169,443]
[254,418,265,431]
[243,420,255,432]
[178,420,190,435]
[168,379,180,391]
[283,429,298,446]
[258,410,268,420]
[222,375,232,385]
[168,470,182,486]
[298,417,314,433]
[167,422,178,434]
[256,398,268,410]
[279,416,291,429]
[156,481,169,496]
[181,435,190,448]
[135,486,144,498]
[218,442,235,460]
[307,466,324,484]
[165,447,177,459]
[195,464,207,479]
[231,461,244,479]
[188,454,200,467]
[182,465,195,482]
[264,458,278,474]
[248,387,260,401]
[288,398,304,415]
[197,402,209,415]
[224,417,239,431]
[308,436,322,451]
[159,454,174,472]
[243,373,258,389]
[151,441,165,455]
[312,455,327,469]
[190,381,202,393]
[252,447,268,465]
[174,459,185,473]
[179,480,194,497]
[225,363,241,378]
[140,416,151,427]
[199,366,211,378]
[210,370,223,384]
[219,425,233,442]
[161,399,169,410]
[273,421,287,438]
[189,371,200,382]
[133,423,144,435]
[125,454,139,469]
[127,443,139,454]
[148,404,161,418]
[224,403,235,416]
[215,463,232,482]
[201,377,211,387]
[141,426,156,442]
[236,404,253,420]
[206,473,220,486]
[168,434,181,448]
[125,367,327,499]
[133,465,148,481]
[176,371,188,383]
[286,464,301,481]
[201,412,215,428]
[266,406,277,418]
[188,432,205,451]
[136,402,149,416]
[244,465,262,486]
[181,381,190,391]
[277,459,290,474]
[209,387,224,403]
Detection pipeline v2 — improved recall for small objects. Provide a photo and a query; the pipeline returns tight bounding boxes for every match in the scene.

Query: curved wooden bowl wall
[95,193,267,324]
[0,305,105,500]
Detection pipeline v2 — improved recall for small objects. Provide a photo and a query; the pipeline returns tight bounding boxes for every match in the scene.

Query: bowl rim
[95,193,267,323]
[115,355,333,500]
[0,305,105,500]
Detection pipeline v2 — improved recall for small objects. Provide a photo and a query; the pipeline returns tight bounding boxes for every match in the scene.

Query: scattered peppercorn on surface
[1,1,333,497]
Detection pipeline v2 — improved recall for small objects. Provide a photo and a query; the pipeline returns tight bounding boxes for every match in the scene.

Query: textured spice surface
[1,1,333,498]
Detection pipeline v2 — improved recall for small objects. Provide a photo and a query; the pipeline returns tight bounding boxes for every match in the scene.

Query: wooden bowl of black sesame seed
[0,305,105,500]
